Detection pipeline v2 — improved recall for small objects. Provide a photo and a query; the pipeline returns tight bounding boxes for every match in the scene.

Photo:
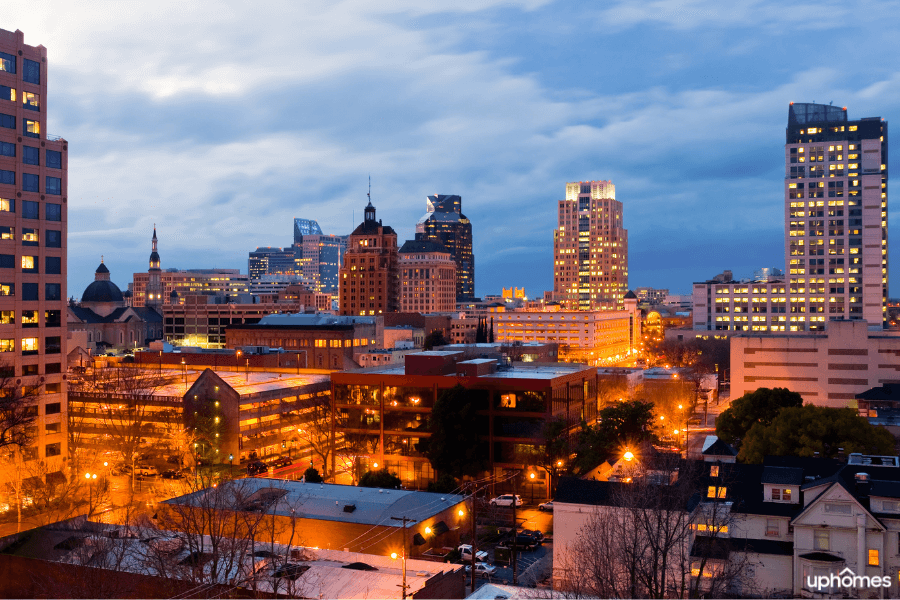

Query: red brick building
[339,199,398,316]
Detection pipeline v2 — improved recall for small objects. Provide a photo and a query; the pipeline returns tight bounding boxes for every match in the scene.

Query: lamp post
[529,471,536,504]
[84,472,97,517]
[181,357,187,391]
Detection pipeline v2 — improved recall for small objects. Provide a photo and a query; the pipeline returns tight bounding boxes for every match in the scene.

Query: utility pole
[512,475,518,585]
[391,516,417,599]
[470,484,478,595]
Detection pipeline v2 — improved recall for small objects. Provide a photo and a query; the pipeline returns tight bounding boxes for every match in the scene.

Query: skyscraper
[553,181,628,311]
[398,239,456,313]
[415,194,474,301]
[786,103,888,326]
[692,103,889,332]
[0,29,68,477]
[339,198,398,316]
[293,217,323,244]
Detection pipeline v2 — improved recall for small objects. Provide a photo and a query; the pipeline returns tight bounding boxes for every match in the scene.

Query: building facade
[0,28,68,479]
[339,199,398,316]
[731,319,900,408]
[294,233,346,293]
[415,194,474,301]
[331,352,599,490]
[398,240,457,313]
[132,268,251,308]
[694,103,889,333]
[553,180,628,311]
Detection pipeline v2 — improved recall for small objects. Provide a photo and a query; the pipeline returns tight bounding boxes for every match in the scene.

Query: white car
[490,494,523,507]
[538,500,554,512]
[465,562,497,577]
[458,544,488,562]
[136,465,159,477]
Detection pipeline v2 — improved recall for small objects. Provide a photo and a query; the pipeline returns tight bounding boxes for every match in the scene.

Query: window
[0,255,12,269]
[0,339,12,352]
[22,201,38,219]
[814,529,830,550]
[21,256,36,273]
[869,549,880,566]
[45,283,60,301]
[824,502,852,514]
[0,52,14,74]
[45,422,60,434]
[22,119,39,138]
[21,337,38,354]
[0,85,12,102]
[22,283,37,301]
[0,169,14,185]
[783,488,792,501]
[21,310,37,327]
[772,488,781,500]
[46,150,61,169]
[21,91,38,111]
[0,141,14,157]
[0,226,12,239]
[45,176,60,195]
[45,362,60,374]
[0,113,13,129]
[0,283,13,296]
[22,146,38,165]
[44,336,60,354]
[766,519,779,536]
[45,256,60,274]
[707,486,726,499]
[44,443,61,457]
[21,228,38,245]
[23,59,40,85]
[711,465,719,477]
[45,229,60,248]
[45,203,60,221]
[22,364,37,376]
[0,311,11,324]
[44,310,60,327]
[0,198,12,214]
[22,173,38,192]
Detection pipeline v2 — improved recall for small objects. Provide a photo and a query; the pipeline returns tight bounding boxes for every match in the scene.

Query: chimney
[855,472,871,497]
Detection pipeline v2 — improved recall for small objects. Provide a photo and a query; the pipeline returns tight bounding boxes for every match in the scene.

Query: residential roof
[761,466,805,486]
[165,479,465,527]
[701,436,737,457]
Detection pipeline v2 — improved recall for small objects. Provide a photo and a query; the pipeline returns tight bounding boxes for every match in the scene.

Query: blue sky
[6,1,900,299]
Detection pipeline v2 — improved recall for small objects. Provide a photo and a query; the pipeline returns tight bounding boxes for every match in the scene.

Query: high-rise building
[398,240,456,313]
[415,194,474,301]
[0,29,68,478]
[294,234,346,293]
[693,103,889,332]
[339,198,398,316]
[248,246,297,279]
[553,180,628,311]
[293,217,323,244]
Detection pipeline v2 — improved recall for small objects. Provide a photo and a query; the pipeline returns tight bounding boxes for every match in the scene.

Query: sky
[5,1,900,299]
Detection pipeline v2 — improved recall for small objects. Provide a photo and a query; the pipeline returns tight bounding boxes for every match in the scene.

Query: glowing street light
[623,450,634,462]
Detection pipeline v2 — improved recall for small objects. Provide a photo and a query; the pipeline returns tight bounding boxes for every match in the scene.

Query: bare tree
[282,393,333,478]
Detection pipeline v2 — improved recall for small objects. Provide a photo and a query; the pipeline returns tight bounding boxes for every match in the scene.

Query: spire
[149,225,161,271]
[364,178,376,222]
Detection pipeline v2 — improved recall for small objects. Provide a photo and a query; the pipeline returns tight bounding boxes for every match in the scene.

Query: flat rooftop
[153,368,329,396]
[341,361,593,380]
[165,479,465,526]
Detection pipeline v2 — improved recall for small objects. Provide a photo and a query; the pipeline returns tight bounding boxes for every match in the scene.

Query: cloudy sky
[6,1,900,299]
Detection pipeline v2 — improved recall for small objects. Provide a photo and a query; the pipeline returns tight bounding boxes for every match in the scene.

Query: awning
[432,520,450,536]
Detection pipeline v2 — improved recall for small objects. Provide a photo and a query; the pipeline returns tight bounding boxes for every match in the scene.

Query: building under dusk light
[0,28,68,485]
[553,180,629,311]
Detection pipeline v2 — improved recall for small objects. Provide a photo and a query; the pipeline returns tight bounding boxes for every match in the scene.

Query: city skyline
[5,3,900,299]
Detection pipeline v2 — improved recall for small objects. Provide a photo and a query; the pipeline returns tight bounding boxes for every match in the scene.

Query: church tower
[146,225,163,309]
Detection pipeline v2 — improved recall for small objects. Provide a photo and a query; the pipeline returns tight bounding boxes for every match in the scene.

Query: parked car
[136,465,159,477]
[512,534,538,550]
[161,469,183,479]
[465,562,496,577]
[538,500,554,512]
[522,529,544,544]
[458,544,488,563]
[490,494,523,507]
[247,461,267,476]
[272,456,293,468]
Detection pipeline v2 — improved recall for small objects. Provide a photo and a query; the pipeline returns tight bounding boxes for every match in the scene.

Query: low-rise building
[331,352,599,491]
[731,319,900,407]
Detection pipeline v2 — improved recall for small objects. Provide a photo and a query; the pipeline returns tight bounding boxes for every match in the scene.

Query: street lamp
[529,471,536,504]
[84,472,98,516]
[390,551,408,599]
[181,357,187,391]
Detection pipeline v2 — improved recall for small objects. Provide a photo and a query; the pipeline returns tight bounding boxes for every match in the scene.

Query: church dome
[82,280,125,303]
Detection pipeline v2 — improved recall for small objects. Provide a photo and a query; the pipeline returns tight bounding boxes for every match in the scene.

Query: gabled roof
[701,436,737,457]
[761,466,805,486]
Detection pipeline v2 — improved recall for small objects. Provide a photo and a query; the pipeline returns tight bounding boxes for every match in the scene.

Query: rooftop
[165,479,465,526]
[151,368,329,397]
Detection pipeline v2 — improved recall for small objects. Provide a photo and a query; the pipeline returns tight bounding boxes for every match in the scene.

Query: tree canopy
[738,405,896,463]
[423,384,486,479]
[572,400,658,473]
[358,469,402,489]
[423,329,449,350]
[715,387,804,447]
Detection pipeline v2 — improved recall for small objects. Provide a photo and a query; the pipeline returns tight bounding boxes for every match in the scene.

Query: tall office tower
[146,226,162,310]
[398,240,457,313]
[0,29,68,477]
[553,180,628,311]
[786,103,888,327]
[293,217,323,244]
[294,234,346,293]
[415,194,474,301]
[339,198,398,316]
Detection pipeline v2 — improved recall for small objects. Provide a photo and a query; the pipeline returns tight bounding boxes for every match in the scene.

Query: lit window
[707,486,726,499]
[814,529,829,550]
[0,339,12,352]
[21,256,36,272]
[869,549,880,566]
[22,337,38,354]
[710,465,719,477]
[22,119,39,138]
[0,52,14,74]
[21,91,38,111]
